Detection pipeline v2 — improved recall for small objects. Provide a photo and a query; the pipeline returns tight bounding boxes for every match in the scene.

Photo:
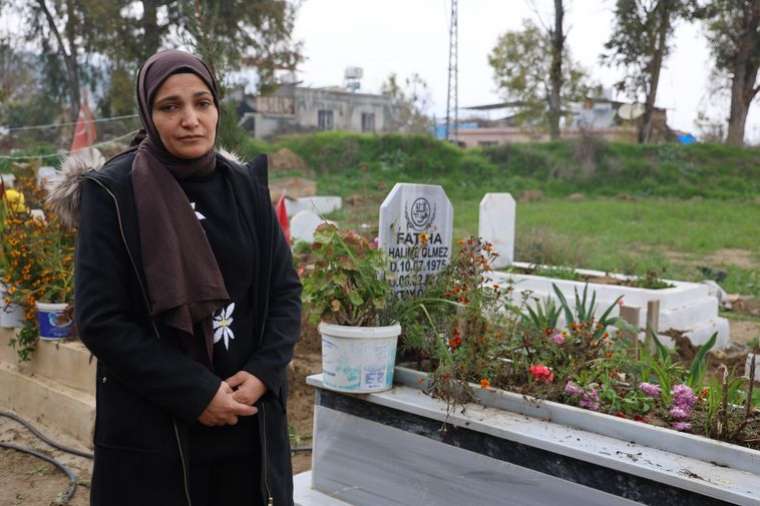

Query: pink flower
[638,382,661,399]
[669,406,690,420]
[551,331,565,345]
[529,364,555,383]
[579,387,600,411]
[564,381,584,397]
[671,384,696,410]
[672,422,692,431]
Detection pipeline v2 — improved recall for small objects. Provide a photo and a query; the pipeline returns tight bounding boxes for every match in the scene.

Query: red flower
[528,364,555,383]
[448,335,462,349]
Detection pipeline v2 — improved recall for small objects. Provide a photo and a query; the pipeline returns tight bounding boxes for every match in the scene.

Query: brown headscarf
[132,49,229,365]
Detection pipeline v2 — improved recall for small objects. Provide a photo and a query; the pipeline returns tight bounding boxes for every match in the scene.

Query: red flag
[275,194,291,243]
[70,100,97,153]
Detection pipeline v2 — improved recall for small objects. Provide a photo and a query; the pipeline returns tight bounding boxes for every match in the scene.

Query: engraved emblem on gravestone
[404,197,436,231]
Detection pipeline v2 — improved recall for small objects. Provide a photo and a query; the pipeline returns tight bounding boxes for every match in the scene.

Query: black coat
[74,151,302,506]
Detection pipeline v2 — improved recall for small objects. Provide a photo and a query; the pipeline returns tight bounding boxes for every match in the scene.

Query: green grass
[517,199,760,255]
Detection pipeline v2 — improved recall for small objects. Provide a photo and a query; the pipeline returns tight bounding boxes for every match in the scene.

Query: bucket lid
[318,322,401,339]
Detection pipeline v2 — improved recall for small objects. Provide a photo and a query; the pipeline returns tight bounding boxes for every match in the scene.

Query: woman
[69,49,301,505]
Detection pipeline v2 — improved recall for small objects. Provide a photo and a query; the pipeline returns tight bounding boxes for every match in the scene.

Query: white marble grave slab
[312,406,642,506]
[479,193,516,267]
[307,375,760,505]
[378,183,453,295]
[294,471,354,506]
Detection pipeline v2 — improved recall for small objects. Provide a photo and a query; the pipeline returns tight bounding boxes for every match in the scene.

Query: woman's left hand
[225,371,267,406]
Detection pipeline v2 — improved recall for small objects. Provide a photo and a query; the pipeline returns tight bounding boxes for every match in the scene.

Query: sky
[292,0,758,142]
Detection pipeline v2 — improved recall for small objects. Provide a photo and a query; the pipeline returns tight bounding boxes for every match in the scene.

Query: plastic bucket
[0,284,24,328]
[35,302,73,340]
[318,322,401,393]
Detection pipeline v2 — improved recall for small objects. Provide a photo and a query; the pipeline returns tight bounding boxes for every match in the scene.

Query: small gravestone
[379,183,453,295]
[291,210,327,244]
[479,193,515,268]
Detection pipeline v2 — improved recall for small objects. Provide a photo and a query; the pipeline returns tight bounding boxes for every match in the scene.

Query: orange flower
[448,334,462,349]
[480,378,491,389]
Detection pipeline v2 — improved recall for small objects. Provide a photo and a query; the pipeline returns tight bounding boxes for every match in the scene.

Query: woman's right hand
[198,381,258,426]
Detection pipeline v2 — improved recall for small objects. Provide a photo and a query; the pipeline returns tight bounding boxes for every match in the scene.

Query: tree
[1,0,302,124]
[698,0,760,145]
[29,0,86,122]
[548,0,565,140]
[603,0,688,143]
[380,73,433,134]
[488,19,592,131]
[176,0,302,94]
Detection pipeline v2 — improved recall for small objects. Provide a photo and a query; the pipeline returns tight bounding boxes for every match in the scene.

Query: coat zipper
[259,402,273,505]
[85,176,193,506]
[256,210,275,506]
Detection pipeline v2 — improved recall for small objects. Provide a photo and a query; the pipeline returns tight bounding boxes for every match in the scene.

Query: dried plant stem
[732,350,757,439]
[719,365,729,438]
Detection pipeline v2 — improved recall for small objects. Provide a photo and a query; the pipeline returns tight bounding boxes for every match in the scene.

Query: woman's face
[151,73,218,159]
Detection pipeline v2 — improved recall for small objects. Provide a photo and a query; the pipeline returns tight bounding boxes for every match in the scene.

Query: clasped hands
[198,371,266,427]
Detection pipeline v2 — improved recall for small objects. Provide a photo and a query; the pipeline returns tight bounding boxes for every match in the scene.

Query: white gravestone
[291,210,329,244]
[479,193,515,268]
[379,183,453,295]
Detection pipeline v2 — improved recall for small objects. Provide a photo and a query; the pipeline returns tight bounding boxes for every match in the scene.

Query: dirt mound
[269,177,317,202]
[269,148,313,177]
[519,189,544,203]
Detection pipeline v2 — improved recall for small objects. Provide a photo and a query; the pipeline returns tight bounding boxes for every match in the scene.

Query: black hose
[0,410,93,459]
[0,410,93,505]
[0,442,78,505]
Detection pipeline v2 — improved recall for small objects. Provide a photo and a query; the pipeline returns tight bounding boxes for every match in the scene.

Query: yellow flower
[4,189,28,213]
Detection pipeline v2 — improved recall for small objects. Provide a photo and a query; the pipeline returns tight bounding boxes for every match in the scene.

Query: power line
[0,129,139,161]
[2,114,139,133]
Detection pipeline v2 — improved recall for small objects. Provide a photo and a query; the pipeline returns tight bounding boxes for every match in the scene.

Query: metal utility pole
[445,0,458,142]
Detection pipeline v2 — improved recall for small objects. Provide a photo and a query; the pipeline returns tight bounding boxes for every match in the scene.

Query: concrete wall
[0,329,95,446]
[455,127,638,148]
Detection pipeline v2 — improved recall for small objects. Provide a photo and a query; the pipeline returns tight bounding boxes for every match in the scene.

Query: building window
[318,110,334,130]
[478,141,498,147]
[361,113,375,133]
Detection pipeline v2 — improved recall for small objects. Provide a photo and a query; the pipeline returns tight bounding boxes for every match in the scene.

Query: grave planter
[306,369,760,506]
[491,262,730,348]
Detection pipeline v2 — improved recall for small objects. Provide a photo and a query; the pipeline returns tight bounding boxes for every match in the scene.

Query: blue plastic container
[36,302,73,340]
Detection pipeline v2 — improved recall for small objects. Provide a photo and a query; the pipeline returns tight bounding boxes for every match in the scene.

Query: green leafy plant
[301,223,392,327]
[552,283,621,339]
[687,332,718,389]
[521,296,560,334]
[631,270,673,289]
